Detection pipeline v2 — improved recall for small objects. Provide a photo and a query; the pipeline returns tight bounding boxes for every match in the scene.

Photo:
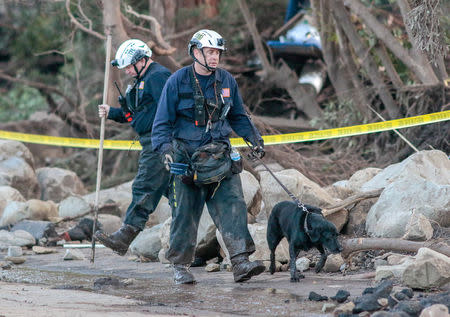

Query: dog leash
[244,140,313,235]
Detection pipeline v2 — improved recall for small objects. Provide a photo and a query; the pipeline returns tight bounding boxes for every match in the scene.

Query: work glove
[161,147,174,171]
[248,138,265,160]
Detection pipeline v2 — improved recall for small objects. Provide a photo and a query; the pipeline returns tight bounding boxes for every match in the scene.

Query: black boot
[231,254,265,282]
[94,224,141,256]
[173,264,196,284]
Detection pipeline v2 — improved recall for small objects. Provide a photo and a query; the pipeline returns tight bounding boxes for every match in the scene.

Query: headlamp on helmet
[111,39,152,69]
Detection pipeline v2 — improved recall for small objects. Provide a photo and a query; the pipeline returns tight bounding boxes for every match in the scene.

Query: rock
[93,277,124,289]
[58,195,91,218]
[331,290,350,303]
[0,229,36,247]
[240,170,262,217]
[7,246,23,257]
[401,211,433,241]
[402,247,450,289]
[309,291,328,301]
[4,256,26,264]
[392,300,424,316]
[419,304,449,317]
[321,302,336,312]
[344,197,378,236]
[0,157,40,199]
[361,150,450,192]
[205,263,220,272]
[296,257,310,272]
[146,197,171,227]
[36,167,86,202]
[129,224,162,261]
[0,199,58,227]
[32,246,55,254]
[375,257,414,282]
[323,253,344,272]
[158,248,170,264]
[83,181,133,217]
[366,175,450,238]
[0,140,35,168]
[63,249,85,260]
[11,220,58,243]
[66,218,98,242]
[333,301,355,315]
[93,214,121,235]
[0,186,25,217]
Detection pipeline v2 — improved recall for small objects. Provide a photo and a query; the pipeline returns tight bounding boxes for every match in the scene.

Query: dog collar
[303,210,313,240]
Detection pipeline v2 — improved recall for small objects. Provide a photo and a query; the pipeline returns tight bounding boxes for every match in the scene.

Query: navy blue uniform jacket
[151,65,261,153]
[108,62,171,144]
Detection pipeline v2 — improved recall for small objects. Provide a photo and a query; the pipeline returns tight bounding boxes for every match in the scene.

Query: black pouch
[191,142,232,186]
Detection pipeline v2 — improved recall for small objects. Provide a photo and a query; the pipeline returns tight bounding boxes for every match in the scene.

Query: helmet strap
[192,48,217,72]
[133,57,149,79]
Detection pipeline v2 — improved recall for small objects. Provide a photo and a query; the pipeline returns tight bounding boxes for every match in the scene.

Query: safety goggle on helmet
[188,29,226,56]
[111,39,152,69]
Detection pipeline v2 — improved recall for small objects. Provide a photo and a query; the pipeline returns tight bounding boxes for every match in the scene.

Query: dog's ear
[308,228,321,243]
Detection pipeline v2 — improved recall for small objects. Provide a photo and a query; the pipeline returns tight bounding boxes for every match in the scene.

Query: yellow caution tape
[0,110,448,150]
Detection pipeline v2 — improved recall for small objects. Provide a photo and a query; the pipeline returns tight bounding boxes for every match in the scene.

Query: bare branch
[343,0,439,85]
[125,4,176,54]
[65,0,105,40]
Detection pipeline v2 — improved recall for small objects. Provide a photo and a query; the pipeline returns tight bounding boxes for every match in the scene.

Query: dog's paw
[290,276,300,282]
[315,266,323,274]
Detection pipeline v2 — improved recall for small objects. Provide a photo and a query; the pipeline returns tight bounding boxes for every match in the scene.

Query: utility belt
[171,140,243,187]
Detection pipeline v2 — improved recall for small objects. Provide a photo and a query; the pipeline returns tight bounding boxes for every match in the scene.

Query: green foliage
[0,86,47,122]
[311,99,366,130]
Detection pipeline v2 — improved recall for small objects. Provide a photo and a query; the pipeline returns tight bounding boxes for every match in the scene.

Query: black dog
[267,201,342,282]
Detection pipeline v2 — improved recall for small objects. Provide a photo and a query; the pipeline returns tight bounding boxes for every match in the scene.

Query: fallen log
[322,189,383,217]
[341,238,450,258]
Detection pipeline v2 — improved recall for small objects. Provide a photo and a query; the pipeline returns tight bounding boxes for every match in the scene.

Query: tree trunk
[149,0,176,36]
[333,1,400,119]
[342,238,450,258]
[311,0,357,106]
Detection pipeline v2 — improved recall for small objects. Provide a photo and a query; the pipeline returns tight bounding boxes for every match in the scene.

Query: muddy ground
[0,247,404,316]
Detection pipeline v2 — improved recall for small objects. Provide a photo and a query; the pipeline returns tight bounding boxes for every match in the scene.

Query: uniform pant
[123,141,170,230]
[166,172,256,265]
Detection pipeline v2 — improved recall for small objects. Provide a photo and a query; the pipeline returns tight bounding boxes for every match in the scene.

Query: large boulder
[83,181,133,217]
[0,140,35,168]
[0,229,36,248]
[366,175,449,238]
[58,195,91,218]
[0,186,25,218]
[240,170,262,217]
[130,223,163,261]
[0,157,40,199]
[402,248,450,289]
[0,199,58,226]
[361,150,449,192]
[36,167,86,203]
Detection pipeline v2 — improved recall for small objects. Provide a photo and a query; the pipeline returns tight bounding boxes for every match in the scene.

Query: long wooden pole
[91,33,112,263]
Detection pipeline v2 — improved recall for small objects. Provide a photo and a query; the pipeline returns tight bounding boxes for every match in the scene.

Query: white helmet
[111,39,152,69]
[188,29,226,56]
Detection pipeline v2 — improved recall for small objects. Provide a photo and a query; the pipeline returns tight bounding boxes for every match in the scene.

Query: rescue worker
[94,39,171,256]
[152,30,266,284]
